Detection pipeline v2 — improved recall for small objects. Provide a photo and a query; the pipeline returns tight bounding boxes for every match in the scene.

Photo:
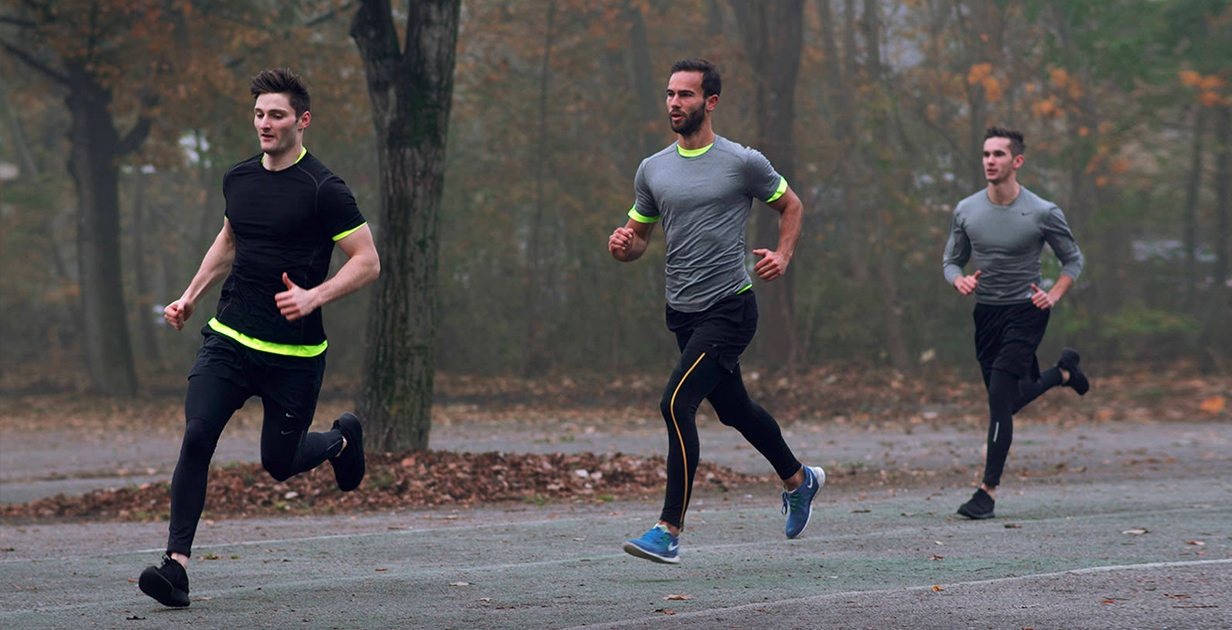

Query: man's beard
[670,105,706,136]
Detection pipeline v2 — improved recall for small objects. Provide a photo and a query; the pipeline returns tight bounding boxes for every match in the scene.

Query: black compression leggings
[658,348,801,529]
[166,375,343,556]
[982,366,1063,488]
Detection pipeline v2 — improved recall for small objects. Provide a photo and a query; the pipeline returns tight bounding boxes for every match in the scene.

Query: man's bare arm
[276,224,380,321]
[752,186,803,282]
[164,221,236,330]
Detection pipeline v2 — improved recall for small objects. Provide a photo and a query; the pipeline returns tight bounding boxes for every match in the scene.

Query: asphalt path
[1,413,1229,629]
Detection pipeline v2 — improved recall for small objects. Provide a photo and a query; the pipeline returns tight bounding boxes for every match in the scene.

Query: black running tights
[982,366,1063,488]
[658,348,801,529]
[166,375,343,556]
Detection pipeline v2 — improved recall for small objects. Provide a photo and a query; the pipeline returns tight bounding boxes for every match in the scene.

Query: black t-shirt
[212,151,365,349]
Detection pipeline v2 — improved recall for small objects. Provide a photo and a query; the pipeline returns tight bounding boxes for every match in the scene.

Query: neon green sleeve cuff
[628,206,659,224]
[766,176,788,203]
[332,222,366,242]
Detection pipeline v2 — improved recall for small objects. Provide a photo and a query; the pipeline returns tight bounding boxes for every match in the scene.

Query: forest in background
[2,0,1229,397]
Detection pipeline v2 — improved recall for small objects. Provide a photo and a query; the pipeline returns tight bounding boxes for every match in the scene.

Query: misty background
[2,0,1228,401]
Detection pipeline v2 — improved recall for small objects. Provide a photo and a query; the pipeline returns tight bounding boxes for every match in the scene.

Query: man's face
[983,137,1023,185]
[666,71,713,136]
[253,93,309,156]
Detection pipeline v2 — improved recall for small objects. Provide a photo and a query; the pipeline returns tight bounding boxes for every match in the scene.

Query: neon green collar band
[676,143,714,158]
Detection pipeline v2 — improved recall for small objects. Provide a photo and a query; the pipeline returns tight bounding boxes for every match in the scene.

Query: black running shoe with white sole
[329,413,365,492]
[138,554,190,608]
[957,488,996,520]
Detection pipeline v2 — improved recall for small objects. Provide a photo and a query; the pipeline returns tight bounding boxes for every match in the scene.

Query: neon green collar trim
[676,142,714,158]
[262,147,308,170]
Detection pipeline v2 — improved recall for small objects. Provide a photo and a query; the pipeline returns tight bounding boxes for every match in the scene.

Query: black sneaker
[957,488,995,520]
[138,554,190,607]
[1057,347,1089,395]
[329,413,365,492]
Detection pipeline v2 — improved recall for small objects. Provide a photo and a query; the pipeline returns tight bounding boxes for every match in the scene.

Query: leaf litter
[0,451,767,522]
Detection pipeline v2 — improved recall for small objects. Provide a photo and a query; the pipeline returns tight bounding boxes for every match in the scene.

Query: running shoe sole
[138,565,190,608]
[621,540,680,564]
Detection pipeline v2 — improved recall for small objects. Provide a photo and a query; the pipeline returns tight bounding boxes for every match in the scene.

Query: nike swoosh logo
[668,542,679,552]
[281,429,297,435]
[285,412,295,418]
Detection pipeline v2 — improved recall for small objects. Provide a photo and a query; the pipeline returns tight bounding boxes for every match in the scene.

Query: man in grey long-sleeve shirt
[942,126,1090,520]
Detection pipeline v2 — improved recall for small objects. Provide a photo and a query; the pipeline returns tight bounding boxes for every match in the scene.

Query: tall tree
[351,0,461,451]
[1211,103,1231,370]
[729,0,805,367]
[1,0,180,395]
[129,169,161,367]
[861,0,912,372]
[521,0,558,377]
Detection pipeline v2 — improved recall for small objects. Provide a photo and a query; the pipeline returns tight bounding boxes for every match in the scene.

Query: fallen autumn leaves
[0,450,769,522]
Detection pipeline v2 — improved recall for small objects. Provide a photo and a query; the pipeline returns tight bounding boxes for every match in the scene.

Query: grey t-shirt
[942,186,1085,304]
[629,136,787,313]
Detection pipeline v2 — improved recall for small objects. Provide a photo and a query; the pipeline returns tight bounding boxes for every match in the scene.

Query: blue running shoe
[622,524,680,564]
[782,466,826,539]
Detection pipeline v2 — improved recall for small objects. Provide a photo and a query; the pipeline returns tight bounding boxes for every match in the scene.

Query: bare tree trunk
[614,1,666,372]
[522,0,557,377]
[1214,105,1230,296]
[352,0,461,451]
[131,169,161,367]
[1183,106,1206,311]
[862,0,911,373]
[955,0,993,191]
[730,0,804,368]
[65,63,142,396]
[1050,1,1105,350]
[625,1,665,160]
[1206,104,1231,372]
[834,0,871,285]
[0,81,82,362]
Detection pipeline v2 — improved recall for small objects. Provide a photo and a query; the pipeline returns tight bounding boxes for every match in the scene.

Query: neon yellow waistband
[208,318,327,357]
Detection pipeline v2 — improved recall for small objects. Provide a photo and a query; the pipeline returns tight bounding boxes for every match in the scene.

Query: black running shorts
[973,301,1050,385]
[666,290,758,373]
[187,330,327,423]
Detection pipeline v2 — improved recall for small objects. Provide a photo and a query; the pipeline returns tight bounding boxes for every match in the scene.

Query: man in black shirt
[137,68,380,608]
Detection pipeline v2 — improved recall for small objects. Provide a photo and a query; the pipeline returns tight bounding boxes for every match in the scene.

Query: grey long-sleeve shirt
[942,186,1084,305]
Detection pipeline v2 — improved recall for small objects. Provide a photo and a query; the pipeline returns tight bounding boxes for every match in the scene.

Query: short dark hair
[985,126,1025,156]
[250,68,311,117]
[670,59,722,98]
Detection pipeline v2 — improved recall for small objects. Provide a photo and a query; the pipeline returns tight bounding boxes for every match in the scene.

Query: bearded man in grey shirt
[608,59,824,564]
[943,126,1090,520]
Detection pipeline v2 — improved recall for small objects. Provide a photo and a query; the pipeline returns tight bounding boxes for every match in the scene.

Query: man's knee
[659,394,682,424]
[262,455,298,482]
[180,418,221,462]
[988,369,1020,394]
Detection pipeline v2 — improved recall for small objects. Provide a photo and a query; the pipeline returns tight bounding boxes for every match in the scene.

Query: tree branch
[307,0,360,28]
[117,89,158,155]
[1,40,70,85]
[117,115,153,155]
[0,15,37,28]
